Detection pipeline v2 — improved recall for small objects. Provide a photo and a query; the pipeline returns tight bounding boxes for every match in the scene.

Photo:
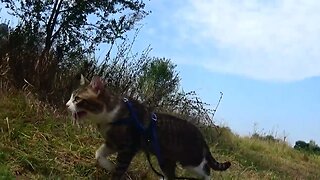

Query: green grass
[0,93,319,179]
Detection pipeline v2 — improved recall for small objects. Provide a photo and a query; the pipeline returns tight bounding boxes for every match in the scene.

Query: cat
[66,75,231,180]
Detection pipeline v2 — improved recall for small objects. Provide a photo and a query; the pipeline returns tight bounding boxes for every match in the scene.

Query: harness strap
[150,113,163,167]
[123,98,145,132]
[110,98,199,180]
[113,98,163,166]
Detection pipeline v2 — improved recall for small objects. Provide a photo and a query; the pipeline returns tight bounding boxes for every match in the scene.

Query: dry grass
[0,92,320,179]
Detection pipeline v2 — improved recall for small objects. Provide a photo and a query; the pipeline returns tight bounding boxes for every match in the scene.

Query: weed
[0,93,320,179]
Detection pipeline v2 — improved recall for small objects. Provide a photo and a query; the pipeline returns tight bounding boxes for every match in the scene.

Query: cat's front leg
[111,148,137,180]
[95,143,115,171]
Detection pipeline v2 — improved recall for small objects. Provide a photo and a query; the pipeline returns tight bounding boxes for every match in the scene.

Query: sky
[1,0,319,145]
[132,0,320,145]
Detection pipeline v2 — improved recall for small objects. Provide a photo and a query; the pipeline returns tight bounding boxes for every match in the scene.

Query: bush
[0,0,219,127]
[294,140,320,155]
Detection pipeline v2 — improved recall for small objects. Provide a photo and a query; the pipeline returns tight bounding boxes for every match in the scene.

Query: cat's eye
[74,96,81,102]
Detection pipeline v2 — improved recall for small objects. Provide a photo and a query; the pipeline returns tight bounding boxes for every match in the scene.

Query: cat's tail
[205,146,231,171]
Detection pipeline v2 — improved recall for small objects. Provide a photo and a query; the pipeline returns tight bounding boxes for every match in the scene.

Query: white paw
[95,144,115,171]
[97,157,114,171]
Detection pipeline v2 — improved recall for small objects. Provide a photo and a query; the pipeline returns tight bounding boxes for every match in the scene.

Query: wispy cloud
[171,0,320,82]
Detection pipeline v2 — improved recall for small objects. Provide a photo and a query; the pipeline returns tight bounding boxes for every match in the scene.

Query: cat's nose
[66,100,71,107]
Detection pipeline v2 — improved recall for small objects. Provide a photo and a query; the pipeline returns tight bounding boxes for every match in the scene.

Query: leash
[144,149,200,180]
[111,98,200,180]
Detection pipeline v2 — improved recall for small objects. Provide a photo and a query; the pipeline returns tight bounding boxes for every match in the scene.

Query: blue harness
[110,98,163,167]
[110,99,200,180]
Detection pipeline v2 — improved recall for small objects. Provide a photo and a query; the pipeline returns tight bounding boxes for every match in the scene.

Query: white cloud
[174,0,320,82]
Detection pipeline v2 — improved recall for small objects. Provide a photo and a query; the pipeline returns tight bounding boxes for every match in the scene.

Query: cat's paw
[96,158,115,171]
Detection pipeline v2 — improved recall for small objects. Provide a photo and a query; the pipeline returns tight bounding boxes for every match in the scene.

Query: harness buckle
[123,97,129,102]
[152,113,157,121]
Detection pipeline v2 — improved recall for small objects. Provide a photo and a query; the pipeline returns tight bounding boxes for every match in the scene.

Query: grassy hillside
[1,93,320,179]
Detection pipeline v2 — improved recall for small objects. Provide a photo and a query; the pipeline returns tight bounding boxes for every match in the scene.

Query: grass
[0,92,319,179]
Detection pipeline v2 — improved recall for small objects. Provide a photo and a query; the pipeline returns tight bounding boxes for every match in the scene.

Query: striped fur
[66,76,231,180]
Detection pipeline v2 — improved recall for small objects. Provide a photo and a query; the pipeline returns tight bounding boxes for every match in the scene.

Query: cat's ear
[90,76,105,94]
[80,74,89,86]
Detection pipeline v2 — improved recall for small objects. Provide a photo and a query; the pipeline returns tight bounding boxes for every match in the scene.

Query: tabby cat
[66,75,231,180]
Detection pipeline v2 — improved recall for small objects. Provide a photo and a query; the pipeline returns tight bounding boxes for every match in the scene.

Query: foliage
[66,35,214,124]
[251,133,281,143]
[2,1,319,179]
[0,23,8,45]
[138,57,180,108]
[0,0,148,103]
[294,140,320,155]
[1,93,320,179]
[0,23,9,90]
[0,0,216,126]
[1,0,148,52]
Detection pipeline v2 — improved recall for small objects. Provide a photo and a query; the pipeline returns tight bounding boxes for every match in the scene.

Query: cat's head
[66,75,111,124]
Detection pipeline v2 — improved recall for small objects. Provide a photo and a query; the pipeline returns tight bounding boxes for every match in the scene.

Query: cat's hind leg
[184,158,211,180]
[160,160,176,180]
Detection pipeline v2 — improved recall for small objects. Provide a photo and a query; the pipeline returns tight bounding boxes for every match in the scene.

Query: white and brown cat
[66,75,231,180]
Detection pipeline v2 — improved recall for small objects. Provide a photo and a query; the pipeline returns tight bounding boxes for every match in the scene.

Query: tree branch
[44,0,63,54]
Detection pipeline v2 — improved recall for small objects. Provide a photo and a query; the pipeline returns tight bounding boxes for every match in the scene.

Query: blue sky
[132,0,320,145]
[1,0,319,145]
